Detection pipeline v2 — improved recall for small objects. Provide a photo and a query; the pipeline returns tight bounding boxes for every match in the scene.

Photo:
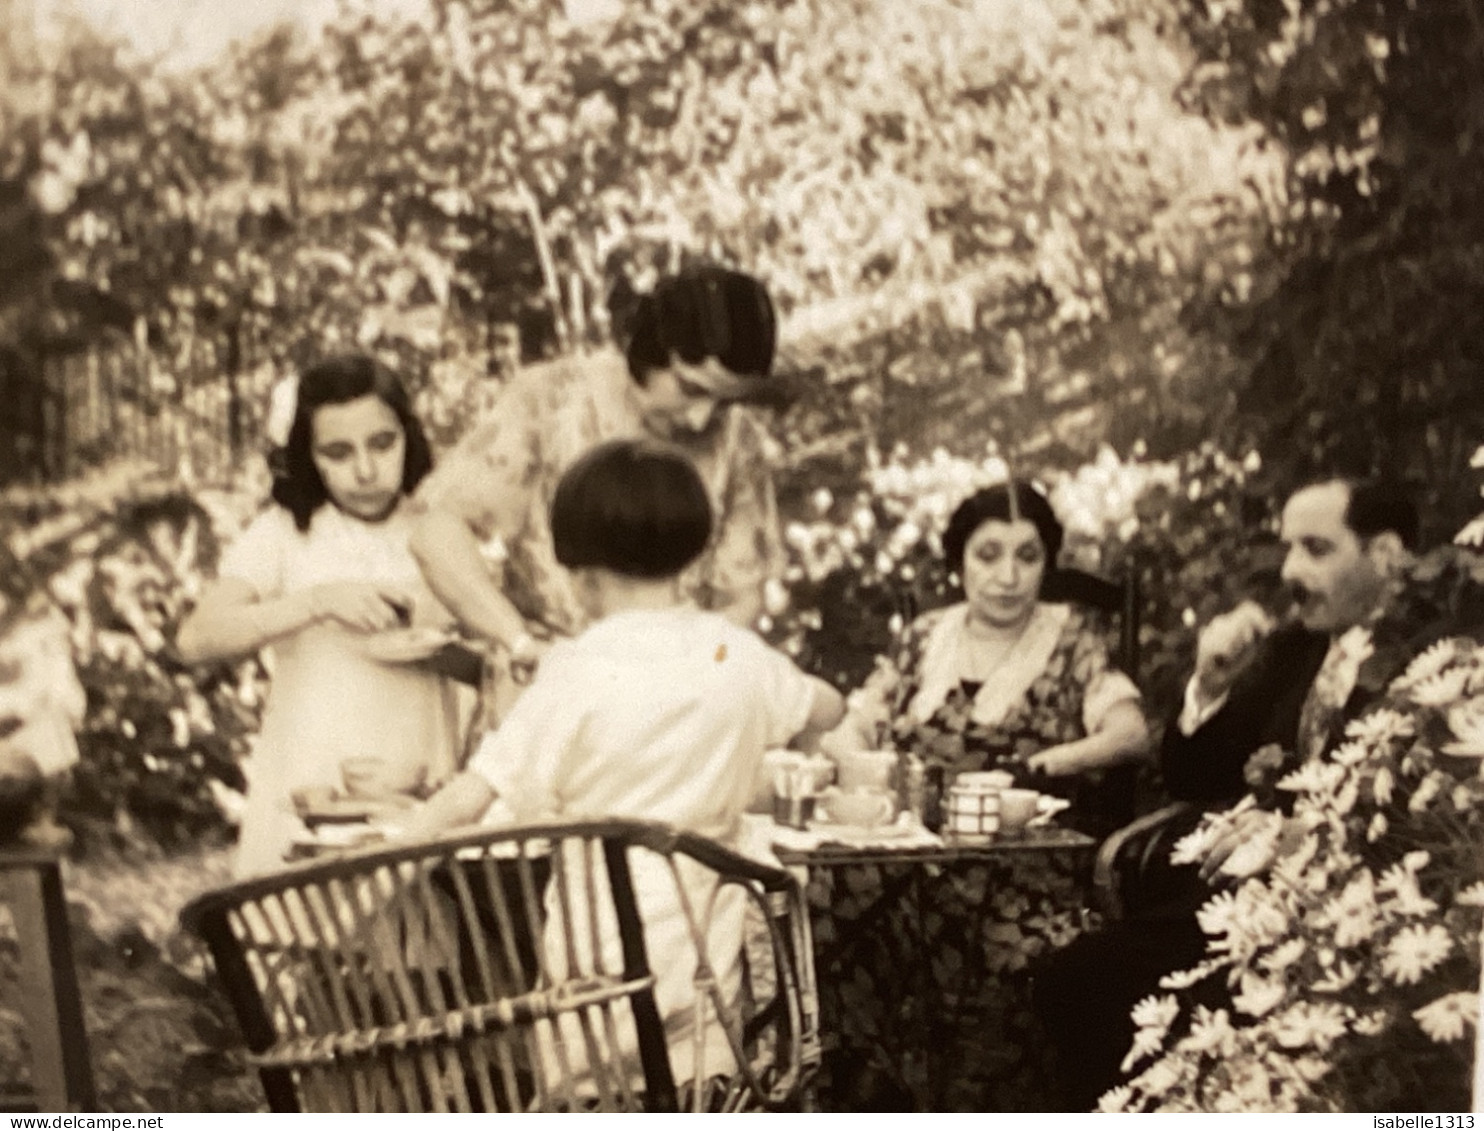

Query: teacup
[834,749,897,792]
[944,777,1001,841]
[340,756,428,801]
[822,786,897,829]
[997,788,1041,834]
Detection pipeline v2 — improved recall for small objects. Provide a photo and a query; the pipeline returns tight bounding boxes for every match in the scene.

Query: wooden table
[773,827,1096,1112]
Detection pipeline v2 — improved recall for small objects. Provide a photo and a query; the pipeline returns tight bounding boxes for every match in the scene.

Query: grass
[1,844,266,1113]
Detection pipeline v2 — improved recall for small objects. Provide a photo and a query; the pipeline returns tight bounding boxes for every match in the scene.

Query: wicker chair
[181,819,820,1112]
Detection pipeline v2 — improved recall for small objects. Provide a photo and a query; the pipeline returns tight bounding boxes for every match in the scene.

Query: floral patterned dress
[803,602,1140,1109]
[856,601,1142,839]
[411,347,782,639]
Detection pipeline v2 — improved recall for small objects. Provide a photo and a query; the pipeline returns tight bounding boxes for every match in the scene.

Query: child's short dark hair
[551,440,713,579]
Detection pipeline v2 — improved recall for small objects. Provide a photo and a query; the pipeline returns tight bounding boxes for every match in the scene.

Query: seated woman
[828,479,1150,838]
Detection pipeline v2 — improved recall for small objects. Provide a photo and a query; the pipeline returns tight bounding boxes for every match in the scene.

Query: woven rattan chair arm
[1091,801,1196,919]
[181,818,797,932]
[661,830,797,893]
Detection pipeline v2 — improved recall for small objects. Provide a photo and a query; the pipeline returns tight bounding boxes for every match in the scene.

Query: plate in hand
[361,626,455,664]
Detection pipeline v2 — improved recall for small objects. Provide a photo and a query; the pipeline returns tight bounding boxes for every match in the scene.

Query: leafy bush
[0,465,265,850]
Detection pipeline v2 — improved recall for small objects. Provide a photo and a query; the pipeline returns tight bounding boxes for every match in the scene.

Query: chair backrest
[181,819,818,1113]
[1040,567,1141,678]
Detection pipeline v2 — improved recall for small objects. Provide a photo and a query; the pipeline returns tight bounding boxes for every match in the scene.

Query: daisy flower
[1170,819,1222,866]
[1454,514,1484,548]
[1455,881,1484,907]
[1130,993,1180,1032]
[1311,959,1359,994]
[1320,871,1378,949]
[1196,889,1240,939]
[1097,1084,1136,1113]
[1278,760,1345,797]
[1396,639,1461,690]
[1232,971,1287,1018]
[1377,861,1438,917]
[1160,959,1223,991]
[1344,708,1415,747]
[1380,924,1453,985]
[1410,667,1471,708]
[1182,1005,1236,1056]
[1218,815,1285,879]
[1412,992,1478,1043]
[1271,1002,1349,1052]
[1121,1026,1166,1073]
[1446,696,1484,751]
[1260,937,1308,975]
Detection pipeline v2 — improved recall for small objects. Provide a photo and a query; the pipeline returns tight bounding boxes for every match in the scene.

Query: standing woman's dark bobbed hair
[271,353,433,531]
[624,265,777,386]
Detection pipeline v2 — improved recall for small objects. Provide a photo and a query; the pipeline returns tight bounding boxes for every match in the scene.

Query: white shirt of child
[465,604,818,1088]
[468,605,816,841]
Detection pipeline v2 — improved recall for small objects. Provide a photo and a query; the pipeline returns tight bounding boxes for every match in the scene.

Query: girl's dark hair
[624,266,777,386]
[942,479,1064,593]
[551,440,713,579]
[271,354,433,531]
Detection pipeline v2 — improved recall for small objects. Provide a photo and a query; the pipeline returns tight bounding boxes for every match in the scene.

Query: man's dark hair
[624,265,777,386]
[1338,477,1421,551]
[271,354,433,531]
[551,440,713,579]
[942,480,1064,592]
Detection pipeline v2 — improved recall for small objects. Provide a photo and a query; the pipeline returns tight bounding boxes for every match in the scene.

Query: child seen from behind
[402,438,844,1092]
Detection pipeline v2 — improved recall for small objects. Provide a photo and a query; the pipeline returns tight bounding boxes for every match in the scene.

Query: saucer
[810,818,916,841]
[294,792,417,828]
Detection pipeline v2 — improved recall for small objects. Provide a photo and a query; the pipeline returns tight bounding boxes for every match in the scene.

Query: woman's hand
[507,630,555,685]
[310,583,412,633]
[1025,743,1090,777]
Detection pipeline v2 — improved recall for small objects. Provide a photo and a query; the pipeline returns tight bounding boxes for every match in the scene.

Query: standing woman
[178,354,467,877]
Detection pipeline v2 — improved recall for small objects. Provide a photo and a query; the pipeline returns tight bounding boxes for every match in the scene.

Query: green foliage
[1,466,265,850]
[1175,0,1484,538]
[4,0,1288,486]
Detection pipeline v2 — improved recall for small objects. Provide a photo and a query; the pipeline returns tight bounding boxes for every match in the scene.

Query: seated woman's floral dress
[810,601,1141,1109]
[850,601,1142,839]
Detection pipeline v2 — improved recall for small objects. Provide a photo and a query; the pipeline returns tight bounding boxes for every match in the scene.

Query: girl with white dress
[178,354,466,877]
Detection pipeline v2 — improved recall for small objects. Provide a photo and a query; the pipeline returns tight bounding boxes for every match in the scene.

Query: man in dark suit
[1034,476,1419,1110]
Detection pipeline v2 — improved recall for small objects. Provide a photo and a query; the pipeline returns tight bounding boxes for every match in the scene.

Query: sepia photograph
[1,0,1482,1114]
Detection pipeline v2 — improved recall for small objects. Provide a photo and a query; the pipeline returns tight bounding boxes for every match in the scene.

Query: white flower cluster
[781,442,1194,596]
[1107,634,1484,1112]
[1048,444,1180,560]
